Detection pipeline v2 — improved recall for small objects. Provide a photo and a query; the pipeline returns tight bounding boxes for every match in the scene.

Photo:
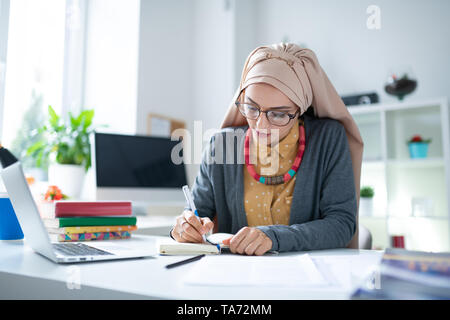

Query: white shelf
[362,159,384,166]
[352,97,450,251]
[361,215,448,221]
[369,158,444,168]
[386,157,445,169]
[388,215,448,220]
[359,216,388,220]
[348,97,448,115]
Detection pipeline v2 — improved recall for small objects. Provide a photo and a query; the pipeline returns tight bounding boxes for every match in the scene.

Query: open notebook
[159,233,232,255]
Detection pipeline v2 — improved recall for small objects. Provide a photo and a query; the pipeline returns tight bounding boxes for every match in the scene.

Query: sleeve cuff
[256,226,279,251]
[169,227,175,240]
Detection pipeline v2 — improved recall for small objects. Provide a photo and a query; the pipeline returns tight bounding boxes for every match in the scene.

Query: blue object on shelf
[0,194,24,240]
[408,142,429,159]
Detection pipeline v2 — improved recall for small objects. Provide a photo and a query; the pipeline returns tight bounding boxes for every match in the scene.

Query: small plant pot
[359,197,374,217]
[408,142,429,159]
[48,164,85,199]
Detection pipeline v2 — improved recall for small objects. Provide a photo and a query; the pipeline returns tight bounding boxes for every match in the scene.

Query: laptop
[1,162,156,263]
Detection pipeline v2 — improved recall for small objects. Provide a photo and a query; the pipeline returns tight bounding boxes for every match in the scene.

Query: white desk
[135,215,176,236]
[0,235,383,299]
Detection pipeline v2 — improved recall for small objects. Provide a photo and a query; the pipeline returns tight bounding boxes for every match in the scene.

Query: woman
[170,43,363,255]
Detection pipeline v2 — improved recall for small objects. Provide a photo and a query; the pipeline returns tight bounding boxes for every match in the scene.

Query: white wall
[0,0,9,144]
[136,0,195,185]
[191,0,235,131]
[83,0,140,135]
[136,0,194,135]
[232,0,258,87]
[86,0,450,187]
[253,0,450,103]
[136,0,236,186]
[0,0,9,192]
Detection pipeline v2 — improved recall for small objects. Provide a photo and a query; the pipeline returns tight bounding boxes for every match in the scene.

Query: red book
[53,201,132,217]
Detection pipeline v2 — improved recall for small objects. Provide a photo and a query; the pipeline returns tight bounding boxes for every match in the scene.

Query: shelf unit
[349,97,450,252]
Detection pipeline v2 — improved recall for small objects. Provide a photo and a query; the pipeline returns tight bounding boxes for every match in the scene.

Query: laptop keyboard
[53,243,113,256]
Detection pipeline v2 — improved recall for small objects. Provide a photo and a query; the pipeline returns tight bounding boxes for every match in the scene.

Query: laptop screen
[94,132,187,188]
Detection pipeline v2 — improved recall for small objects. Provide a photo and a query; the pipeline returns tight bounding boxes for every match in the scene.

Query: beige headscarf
[220,43,364,249]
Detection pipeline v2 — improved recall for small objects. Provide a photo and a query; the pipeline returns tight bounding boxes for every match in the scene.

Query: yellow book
[50,231,132,242]
[47,225,138,235]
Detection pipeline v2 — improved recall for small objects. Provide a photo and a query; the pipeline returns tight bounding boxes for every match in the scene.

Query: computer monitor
[91,132,188,205]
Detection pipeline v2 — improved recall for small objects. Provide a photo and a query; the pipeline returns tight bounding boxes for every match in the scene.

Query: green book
[43,216,137,228]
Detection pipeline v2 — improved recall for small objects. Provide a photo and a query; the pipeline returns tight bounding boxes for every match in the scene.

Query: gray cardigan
[185,113,357,252]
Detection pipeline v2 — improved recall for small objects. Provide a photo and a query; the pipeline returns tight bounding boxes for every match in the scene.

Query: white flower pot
[48,164,85,199]
[359,197,374,217]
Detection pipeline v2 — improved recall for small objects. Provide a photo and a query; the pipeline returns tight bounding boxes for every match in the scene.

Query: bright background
[0,0,449,251]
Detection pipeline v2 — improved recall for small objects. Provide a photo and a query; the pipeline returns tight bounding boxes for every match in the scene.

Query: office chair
[358,224,373,250]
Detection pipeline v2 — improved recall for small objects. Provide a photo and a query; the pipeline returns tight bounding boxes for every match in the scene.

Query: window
[1,0,85,171]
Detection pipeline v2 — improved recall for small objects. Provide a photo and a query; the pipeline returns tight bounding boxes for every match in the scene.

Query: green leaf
[36,149,44,167]
[80,109,94,131]
[69,112,81,130]
[27,140,45,156]
[48,105,59,129]
[26,105,97,171]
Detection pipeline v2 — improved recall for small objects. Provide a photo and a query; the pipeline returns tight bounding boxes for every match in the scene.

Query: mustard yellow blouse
[244,118,302,226]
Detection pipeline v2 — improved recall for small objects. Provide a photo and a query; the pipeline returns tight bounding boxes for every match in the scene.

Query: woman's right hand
[171,210,214,243]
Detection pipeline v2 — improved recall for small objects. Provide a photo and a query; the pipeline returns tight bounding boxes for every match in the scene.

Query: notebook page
[183,254,328,287]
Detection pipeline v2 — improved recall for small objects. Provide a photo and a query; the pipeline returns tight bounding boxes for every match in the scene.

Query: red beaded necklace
[244,120,306,185]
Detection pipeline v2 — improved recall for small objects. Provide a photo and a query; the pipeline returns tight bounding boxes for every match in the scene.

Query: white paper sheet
[311,254,384,290]
[183,254,329,287]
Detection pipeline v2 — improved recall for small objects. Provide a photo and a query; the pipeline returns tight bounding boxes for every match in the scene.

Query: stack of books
[40,201,137,242]
[351,248,450,299]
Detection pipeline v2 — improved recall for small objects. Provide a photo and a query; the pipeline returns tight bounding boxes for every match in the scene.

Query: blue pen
[182,185,207,243]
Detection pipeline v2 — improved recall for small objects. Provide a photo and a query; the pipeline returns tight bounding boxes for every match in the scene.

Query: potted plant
[27,106,96,199]
[407,134,431,159]
[37,185,69,219]
[360,186,375,217]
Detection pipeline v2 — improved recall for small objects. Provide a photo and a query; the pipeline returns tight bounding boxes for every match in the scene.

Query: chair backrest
[358,224,373,250]
[346,221,359,248]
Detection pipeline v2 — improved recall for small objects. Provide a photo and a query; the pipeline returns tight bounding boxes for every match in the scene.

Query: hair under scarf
[220,43,364,248]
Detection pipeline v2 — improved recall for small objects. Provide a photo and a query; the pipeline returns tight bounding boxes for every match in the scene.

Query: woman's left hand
[222,227,272,256]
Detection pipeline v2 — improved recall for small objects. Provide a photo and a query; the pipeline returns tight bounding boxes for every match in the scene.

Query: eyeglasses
[235,100,300,127]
